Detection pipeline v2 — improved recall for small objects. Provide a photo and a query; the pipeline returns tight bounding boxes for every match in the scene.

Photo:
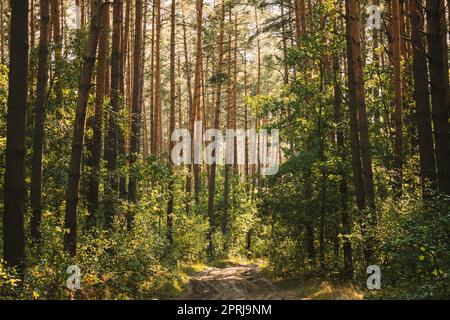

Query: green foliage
[1,0,447,301]
[247,0,450,300]
[0,259,22,299]
[173,213,209,263]
[371,195,450,299]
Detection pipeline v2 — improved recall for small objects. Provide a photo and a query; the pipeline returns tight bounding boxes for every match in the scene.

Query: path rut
[180,263,363,300]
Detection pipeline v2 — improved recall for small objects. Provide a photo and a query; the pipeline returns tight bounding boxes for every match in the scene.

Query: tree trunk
[177,56,184,128]
[153,0,161,156]
[345,0,365,211]
[426,0,450,195]
[3,0,29,273]
[333,53,353,278]
[0,0,4,64]
[192,0,204,204]
[304,169,315,264]
[51,0,62,110]
[347,0,376,211]
[104,0,122,229]
[29,0,36,98]
[64,1,103,255]
[182,11,193,123]
[128,0,143,229]
[409,0,437,194]
[391,0,403,194]
[254,7,261,180]
[183,8,194,214]
[345,0,376,264]
[140,2,148,157]
[222,7,233,237]
[232,15,238,172]
[167,0,176,244]
[86,3,109,228]
[244,48,249,182]
[118,0,130,201]
[207,0,225,258]
[30,0,50,241]
[149,0,155,155]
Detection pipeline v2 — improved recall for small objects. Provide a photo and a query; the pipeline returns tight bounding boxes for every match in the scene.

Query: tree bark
[192,0,204,204]
[128,0,143,229]
[345,0,376,264]
[104,0,122,229]
[409,0,437,194]
[3,0,29,273]
[167,0,176,244]
[51,0,62,110]
[426,0,450,195]
[183,7,194,214]
[30,0,50,241]
[118,0,130,201]
[64,1,103,255]
[333,53,353,278]
[149,0,155,155]
[223,7,233,237]
[140,2,148,157]
[345,0,365,211]
[391,0,404,194]
[0,0,4,64]
[153,0,161,156]
[86,3,109,228]
[207,0,225,258]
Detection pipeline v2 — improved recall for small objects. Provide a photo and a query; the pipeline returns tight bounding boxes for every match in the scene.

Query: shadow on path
[180,263,362,300]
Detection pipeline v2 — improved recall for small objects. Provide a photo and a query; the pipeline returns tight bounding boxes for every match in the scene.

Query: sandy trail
[182,264,283,300]
[181,263,363,300]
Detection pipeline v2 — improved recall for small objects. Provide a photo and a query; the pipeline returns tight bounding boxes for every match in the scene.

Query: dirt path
[181,263,362,300]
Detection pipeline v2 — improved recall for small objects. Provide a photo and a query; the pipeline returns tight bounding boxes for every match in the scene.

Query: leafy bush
[373,195,450,299]
[0,259,22,299]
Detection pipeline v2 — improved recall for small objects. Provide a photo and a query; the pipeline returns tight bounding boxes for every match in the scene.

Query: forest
[0,0,449,300]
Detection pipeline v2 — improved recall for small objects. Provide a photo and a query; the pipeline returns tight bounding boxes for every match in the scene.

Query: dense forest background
[0,0,449,300]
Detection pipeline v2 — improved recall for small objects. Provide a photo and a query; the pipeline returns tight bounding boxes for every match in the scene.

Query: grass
[209,257,267,269]
[181,263,208,276]
[258,263,363,300]
[270,277,363,300]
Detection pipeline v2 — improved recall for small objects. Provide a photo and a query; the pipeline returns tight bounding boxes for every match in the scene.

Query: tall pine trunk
[128,0,143,229]
[333,53,353,278]
[345,0,376,264]
[409,0,437,194]
[222,7,233,237]
[183,8,194,214]
[118,0,130,201]
[30,0,50,241]
[391,0,403,194]
[192,0,204,204]
[426,0,450,195]
[86,4,109,228]
[167,0,176,244]
[104,0,122,229]
[207,0,225,258]
[153,0,162,156]
[64,1,103,255]
[3,0,29,273]
[51,0,62,111]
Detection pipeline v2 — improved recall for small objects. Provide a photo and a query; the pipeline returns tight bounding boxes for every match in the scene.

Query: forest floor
[180,262,363,300]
